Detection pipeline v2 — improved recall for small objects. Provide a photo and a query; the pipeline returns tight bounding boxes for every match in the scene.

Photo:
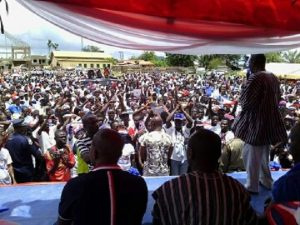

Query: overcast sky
[0,0,149,59]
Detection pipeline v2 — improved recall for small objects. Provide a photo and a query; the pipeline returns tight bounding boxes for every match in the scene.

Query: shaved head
[91,129,124,164]
[151,116,163,130]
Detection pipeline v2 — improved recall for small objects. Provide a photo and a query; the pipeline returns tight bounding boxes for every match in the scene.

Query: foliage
[153,58,168,67]
[82,45,103,52]
[138,51,157,61]
[137,51,168,67]
[198,55,242,70]
[165,53,197,67]
[207,58,224,70]
[108,57,118,65]
[265,52,283,63]
[223,55,242,70]
[282,50,300,63]
[47,40,59,54]
[198,55,217,69]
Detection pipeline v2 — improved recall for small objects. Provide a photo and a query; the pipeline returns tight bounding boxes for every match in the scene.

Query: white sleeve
[3,148,12,165]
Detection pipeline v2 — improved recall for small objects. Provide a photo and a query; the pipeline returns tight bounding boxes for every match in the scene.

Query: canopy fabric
[16,0,300,54]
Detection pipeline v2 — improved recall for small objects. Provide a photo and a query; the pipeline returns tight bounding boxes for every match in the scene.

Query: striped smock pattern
[233,71,287,146]
[152,171,259,225]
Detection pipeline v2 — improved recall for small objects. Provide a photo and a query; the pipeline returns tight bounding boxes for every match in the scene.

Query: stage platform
[0,171,286,225]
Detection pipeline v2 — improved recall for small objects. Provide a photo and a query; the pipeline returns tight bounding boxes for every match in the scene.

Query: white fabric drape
[16,0,300,54]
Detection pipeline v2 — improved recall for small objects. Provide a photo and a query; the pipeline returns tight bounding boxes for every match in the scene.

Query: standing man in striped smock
[233,54,287,194]
[152,129,259,225]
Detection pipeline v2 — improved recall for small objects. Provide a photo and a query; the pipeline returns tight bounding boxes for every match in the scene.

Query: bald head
[249,54,266,73]
[151,116,163,131]
[188,129,221,172]
[82,114,99,137]
[91,129,124,164]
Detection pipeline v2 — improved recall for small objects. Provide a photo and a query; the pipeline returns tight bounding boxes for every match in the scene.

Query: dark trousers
[14,170,33,183]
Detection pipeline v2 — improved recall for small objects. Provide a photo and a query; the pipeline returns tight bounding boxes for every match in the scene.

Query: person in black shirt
[57,128,148,225]
[5,119,42,183]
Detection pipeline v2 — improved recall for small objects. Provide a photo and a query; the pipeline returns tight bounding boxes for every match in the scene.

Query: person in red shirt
[45,130,75,182]
[103,67,110,78]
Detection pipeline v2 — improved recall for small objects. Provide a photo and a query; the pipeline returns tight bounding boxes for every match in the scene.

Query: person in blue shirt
[5,119,42,183]
[272,122,300,202]
[8,97,22,115]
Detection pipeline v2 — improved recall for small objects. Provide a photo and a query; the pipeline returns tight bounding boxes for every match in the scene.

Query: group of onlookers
[0,54,300,224]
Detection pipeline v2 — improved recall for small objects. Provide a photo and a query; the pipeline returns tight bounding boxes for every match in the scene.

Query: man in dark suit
[233,54,287,194]
[56,129,148,225]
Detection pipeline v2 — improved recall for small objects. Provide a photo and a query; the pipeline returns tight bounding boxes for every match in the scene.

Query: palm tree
[282,50,300,63]
[47,40,53,55]
[53,43,59,50]
[47,40,59,55]
[0,0,9,34]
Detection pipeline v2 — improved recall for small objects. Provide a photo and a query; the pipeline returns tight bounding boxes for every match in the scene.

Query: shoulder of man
[152,176,178,200]
[222,173,250,196]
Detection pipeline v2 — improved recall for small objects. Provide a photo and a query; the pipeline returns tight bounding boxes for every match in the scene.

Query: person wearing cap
[5,119,42,183]
[165,104,193,175]
[8,96,22,119]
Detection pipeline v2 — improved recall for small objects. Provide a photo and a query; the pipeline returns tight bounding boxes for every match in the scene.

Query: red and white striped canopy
[16,0,300,54]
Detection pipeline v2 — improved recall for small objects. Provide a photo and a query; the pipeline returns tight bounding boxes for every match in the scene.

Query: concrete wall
[51,57,111,69]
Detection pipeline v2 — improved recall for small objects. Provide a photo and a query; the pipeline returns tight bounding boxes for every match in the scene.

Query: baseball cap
[12,119,27,128]
[174,113,185,120]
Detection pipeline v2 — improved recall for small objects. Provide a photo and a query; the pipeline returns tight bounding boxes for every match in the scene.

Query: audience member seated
[220,138,245,173]
[152,129,259,225]
[56,129,148,225]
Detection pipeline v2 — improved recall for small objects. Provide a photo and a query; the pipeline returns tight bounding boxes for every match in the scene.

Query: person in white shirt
[220,119,235,147]
[164,105,193,175]
[37,117,57,154]
[0,132,16,184]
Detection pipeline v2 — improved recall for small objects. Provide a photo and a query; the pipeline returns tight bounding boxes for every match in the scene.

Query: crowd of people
[0,54,300,224]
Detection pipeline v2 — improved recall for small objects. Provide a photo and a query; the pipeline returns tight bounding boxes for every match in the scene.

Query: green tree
[282,50,300,63]
[82,45,103,52]
[53,43,59,50]
[199,54,242,70]
[166,53,197,67]
[108,58,118,65]
[0,0,8,34]
[153,58,168,67]
[135,52,168,67]
[265,52,283,63]
[47,40,52,55]
[222,55,242,70]
[198,55,217,69]
[207,58,223,70]
[47,40,59,54]
[138,51,156,61]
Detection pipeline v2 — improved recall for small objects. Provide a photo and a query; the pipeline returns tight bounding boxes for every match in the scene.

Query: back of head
[249,54,266,72]
[92,129,124,164]
[82,113,97,125]
[188,129,221,172]
[151,116,163,131]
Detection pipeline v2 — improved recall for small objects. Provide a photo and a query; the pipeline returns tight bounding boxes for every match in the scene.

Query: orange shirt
[44,145,75,182]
